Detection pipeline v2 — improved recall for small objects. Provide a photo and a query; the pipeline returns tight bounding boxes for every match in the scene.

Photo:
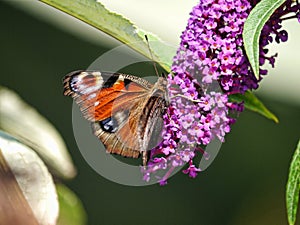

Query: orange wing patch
[92,81,149,121]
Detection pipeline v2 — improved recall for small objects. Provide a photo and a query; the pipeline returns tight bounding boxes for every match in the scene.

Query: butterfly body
[63,70,168,165]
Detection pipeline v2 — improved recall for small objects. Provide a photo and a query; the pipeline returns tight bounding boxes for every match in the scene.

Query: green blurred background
[1,1,300,225]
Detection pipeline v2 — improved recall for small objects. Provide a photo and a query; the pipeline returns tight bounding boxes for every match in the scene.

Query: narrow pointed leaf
[243,0,285,79]
[286,140,300,225]
[229,91,278,123]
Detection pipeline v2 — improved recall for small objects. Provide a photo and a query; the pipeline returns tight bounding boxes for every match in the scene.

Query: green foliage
[286,140,300,225]
[242,0,285,79]
[229,91,279,123]
[57,184,87,225]
[39,0,175,72]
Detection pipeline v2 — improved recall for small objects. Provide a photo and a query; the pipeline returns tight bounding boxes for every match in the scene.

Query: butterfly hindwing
[138,95,166,151]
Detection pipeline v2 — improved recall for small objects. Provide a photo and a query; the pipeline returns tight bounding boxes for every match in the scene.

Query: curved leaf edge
[286,139,300,225]
[243,0,286,79]
[39,0,173,72]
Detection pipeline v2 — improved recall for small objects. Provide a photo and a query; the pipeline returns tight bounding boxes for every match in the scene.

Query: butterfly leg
[171,94,204,103]
[142,151,148,167]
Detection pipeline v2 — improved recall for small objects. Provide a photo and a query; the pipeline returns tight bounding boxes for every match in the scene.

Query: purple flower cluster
[142,0,300,184]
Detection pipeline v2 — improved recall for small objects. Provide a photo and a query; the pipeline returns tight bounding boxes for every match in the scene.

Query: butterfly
[63,70,169,166]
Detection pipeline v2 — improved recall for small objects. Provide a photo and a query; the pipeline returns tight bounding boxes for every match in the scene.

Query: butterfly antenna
[145,35,160,77]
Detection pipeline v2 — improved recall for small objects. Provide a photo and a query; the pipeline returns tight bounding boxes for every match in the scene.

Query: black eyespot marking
[103,75,119,88]
[124,78,132,89]
[99,117,118,133]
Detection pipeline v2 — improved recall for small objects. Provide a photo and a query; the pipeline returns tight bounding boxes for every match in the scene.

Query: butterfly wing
[63,70,160,159]
[136,90,168,165]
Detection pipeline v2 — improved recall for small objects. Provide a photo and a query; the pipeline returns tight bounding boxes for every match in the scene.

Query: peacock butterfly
[63,70,169,166]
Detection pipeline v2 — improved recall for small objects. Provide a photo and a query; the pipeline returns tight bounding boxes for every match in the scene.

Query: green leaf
[242,0,285,79]
[286,140,300,225]
[229,91,278,123]
[56,184,87,225]
[39,0,175,72]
